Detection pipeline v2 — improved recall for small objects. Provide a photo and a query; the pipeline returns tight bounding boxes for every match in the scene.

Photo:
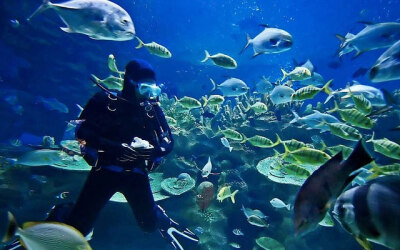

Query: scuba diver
[5,59,199,250]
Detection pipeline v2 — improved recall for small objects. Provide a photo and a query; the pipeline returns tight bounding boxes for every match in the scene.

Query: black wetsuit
[67,82,174,236]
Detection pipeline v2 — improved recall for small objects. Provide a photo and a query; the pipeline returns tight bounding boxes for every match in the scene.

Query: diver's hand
[117,143,154,162]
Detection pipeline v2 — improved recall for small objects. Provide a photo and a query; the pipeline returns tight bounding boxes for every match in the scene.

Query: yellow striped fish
[135,37,172,58]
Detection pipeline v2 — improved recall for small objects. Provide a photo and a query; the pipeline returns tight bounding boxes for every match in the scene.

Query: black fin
[358,21,374,26]
[381,88,398,106]
[335,34,345,42]
[352,68,369,78]
[3,212,18,243]
[342,140,373,174]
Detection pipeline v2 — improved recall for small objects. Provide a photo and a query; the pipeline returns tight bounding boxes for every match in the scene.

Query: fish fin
[324,92,335,104]
[280,69,288,82]
[60,27,73,33]
[3,212,18,243]
[327,100,339,113]
[335,34,345,43]
[240,34,252,54]
[90,74,101,84]
[381,88,398,106]
[366,131,374,143]
[229,146,233,152]
[352,50,364,60]
[259,24,270,28]
[27,0,52,21]
[22,222,42,229]
[210,78,217,93]
[289,110,300,124]
[201,50,210,63]
[135,37,144,49]
[322,79,333,95]
[342,140,373,174]
[252,52,262,58]
[286,204,291,211]
[201,96,208,107]
[357,21,374,26]
[272,134,281,147]
[355,236,372,250]
[230,190,239,203]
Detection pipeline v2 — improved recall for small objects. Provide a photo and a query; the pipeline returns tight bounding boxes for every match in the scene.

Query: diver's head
[123,59,161,101]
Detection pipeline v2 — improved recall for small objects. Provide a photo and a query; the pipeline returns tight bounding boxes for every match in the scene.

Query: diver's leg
[121,170,199,250]
[64,168,118,236]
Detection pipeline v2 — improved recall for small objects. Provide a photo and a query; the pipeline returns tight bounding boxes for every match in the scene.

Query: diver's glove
[117,143,155,162]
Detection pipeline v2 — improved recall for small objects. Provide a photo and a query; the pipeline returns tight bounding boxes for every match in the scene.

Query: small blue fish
[36,96,69,113]
[232,228,244,236]
[221,137,233,152]
[229,242,241,248]
[194,227,204,235]
[10,19,20,28]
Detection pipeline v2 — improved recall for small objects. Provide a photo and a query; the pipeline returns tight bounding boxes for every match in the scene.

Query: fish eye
[121,19,129,25]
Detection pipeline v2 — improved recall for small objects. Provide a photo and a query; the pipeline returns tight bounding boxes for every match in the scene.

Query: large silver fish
[241,25,293,58]
[369,40,400,82]
[333,176,400,250]
[293,141,373,236]
[290,110,341,132]
[269,85,294,105]
[325,82,386,107]
[336,22,400,58]
[210,78,248,97]
[28,0,135,41]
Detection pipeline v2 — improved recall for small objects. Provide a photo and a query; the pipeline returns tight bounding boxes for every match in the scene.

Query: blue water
[0,0,399,249]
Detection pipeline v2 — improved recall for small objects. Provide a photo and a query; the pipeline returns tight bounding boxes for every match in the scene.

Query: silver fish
[290,110,341,132]
[210,78,248,97]
[369,40,400,82]
[296,72,325,87]
[269,85,294,105]
[241,25,293,57]
[28,0,135,41]
[254,76,274,94]
[336,22,400,58]
[220,137,233,152]
[325,82,386,107]
[334,176,400,250]
[36,96,69,113]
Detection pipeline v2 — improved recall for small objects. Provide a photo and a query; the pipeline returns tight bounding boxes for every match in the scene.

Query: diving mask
[138,83,162,99]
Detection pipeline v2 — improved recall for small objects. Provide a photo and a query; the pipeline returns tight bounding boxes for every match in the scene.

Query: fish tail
[282,142,290,160]
[273,149,281,157]
[272,134,281,147]
[286,204,291,211]
[201,96,208,107]
[320,139,327,151]
[135,37,144,49]
[201,50,210,63]
[289,111,300,124]
[174,96,179,103]
[240,34,252,54]
[3,212,18,243]
[327,100,339,113]
[210,78,217,93]
[322,79,333,95]
[229,146,233,152]
[366,131,374,143]
[280,69,288,82]
[342,140,373,174]
[230,190,239,203]
[324,90,336,104]
[366,161,381,180]
[90,74,101,86]
[27,0,52,21]
[240,134,247,143]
